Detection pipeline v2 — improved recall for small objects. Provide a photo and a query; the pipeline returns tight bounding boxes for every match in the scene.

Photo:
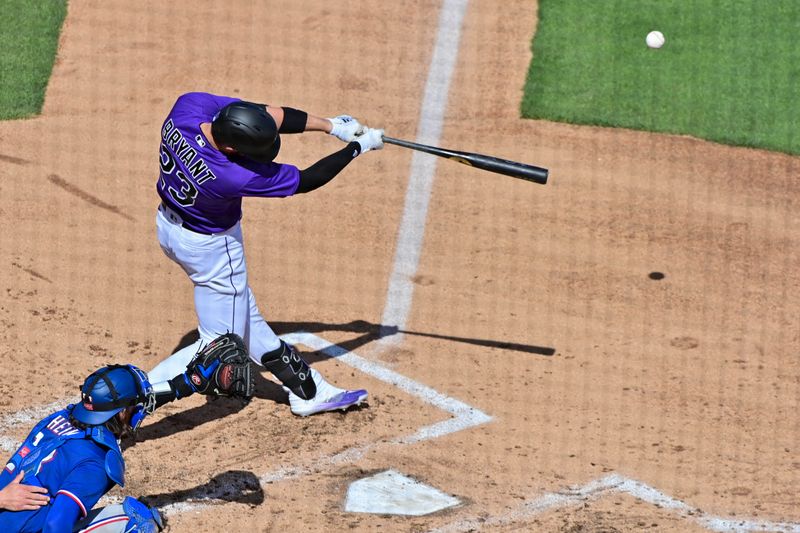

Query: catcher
[0,333,253,532]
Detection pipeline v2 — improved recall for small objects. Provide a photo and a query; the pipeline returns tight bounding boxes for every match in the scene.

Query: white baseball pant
[148,204,283,385]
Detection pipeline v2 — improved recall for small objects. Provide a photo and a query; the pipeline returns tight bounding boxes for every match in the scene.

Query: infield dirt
[0,1,798,531]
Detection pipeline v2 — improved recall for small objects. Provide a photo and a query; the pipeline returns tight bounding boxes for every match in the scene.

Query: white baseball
[646,31,665,49]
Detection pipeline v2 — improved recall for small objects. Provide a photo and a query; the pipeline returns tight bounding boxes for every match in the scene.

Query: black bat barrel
[383,136,548,185]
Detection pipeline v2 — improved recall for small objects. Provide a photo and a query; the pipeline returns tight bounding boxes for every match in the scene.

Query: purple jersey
[157,92,300,233]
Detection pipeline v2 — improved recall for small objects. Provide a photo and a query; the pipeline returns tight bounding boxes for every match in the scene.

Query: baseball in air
[646,31,665,49]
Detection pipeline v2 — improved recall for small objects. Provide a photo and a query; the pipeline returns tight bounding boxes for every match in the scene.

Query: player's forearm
[266,105,331,134]
[304,114,333,133]
[152,373,197,409]
[296,142,362,193]
[42,495,80,533]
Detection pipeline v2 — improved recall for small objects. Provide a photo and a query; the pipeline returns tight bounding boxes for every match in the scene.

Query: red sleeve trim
[56,489,87,517]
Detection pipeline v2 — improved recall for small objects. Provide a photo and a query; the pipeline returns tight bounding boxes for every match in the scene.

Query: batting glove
[328,115,366,142]
[356,128,384,154]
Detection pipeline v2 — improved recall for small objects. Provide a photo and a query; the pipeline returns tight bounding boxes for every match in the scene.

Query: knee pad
[261,341,317,400]
[76,498,163,533]
[122,496,164,532]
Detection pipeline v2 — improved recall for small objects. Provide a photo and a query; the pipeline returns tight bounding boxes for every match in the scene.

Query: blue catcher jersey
[0,409,122,532]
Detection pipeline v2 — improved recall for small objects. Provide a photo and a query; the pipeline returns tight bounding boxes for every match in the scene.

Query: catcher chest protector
[211,101,281,162]
[8,409,126,491]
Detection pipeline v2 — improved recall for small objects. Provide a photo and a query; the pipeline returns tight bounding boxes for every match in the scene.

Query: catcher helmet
[71,365,156,431]
[211,101,281,163]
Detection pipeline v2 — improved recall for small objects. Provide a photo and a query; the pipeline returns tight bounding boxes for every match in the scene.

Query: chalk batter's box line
[3,335,796,533]
[0,332,492,513]
[430,474,800,533]
[129,331,493,513]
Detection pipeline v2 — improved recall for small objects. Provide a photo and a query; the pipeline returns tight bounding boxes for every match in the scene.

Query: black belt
[159,203,213,235]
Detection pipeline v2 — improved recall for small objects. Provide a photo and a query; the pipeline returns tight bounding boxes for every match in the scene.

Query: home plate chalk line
[0,332,492,514]
[429,474,800,533]
[1,333,799,531]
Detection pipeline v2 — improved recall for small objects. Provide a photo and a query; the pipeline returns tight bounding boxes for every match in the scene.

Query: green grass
[523,0,800,154]
[0,0,68,119]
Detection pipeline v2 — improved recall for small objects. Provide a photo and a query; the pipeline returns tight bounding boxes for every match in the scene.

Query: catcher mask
[71,364,156,432]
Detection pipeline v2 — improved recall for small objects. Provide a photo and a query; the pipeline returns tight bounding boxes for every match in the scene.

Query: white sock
[148,339,203,385]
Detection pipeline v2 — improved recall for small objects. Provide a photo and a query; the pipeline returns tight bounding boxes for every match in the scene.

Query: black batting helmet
[211,101,281,163]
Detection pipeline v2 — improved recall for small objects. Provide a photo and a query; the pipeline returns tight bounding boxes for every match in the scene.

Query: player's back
[157,92,250,231]
[0,411,113,532]
[157,92,301,233]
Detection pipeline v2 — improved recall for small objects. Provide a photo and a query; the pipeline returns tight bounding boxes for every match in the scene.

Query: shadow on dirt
[270,319,556,360]
[129,321,553,446]
[140,469,264,508]
[168,320,555,365]
[123,377,284,451]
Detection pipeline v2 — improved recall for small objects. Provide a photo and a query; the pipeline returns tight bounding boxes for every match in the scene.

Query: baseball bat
[383,136,548,185]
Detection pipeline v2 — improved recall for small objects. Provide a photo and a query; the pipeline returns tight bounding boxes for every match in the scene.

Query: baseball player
[148,92,384,416]
[0,333,253,532]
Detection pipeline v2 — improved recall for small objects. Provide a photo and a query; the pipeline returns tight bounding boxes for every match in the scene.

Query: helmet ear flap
[124,365,155,434]
[129,406,147,432]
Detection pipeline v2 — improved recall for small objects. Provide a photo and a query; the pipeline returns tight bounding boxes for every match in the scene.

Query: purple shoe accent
[315,389,368,413]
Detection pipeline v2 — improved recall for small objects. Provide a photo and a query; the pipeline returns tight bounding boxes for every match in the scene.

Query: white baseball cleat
[285,368,368,417]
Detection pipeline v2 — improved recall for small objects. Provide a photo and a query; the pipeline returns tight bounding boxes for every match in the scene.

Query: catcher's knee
[261,341,316,400]
[75,497,163,533]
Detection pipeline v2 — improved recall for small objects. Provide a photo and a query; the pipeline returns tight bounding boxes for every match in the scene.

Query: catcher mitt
[186,333,255,403]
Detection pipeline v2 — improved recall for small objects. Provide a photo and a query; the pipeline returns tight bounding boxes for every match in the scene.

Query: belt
[158,203,213,235]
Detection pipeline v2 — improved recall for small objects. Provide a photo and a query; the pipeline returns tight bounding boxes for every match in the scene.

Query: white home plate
[345,470,461,516]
